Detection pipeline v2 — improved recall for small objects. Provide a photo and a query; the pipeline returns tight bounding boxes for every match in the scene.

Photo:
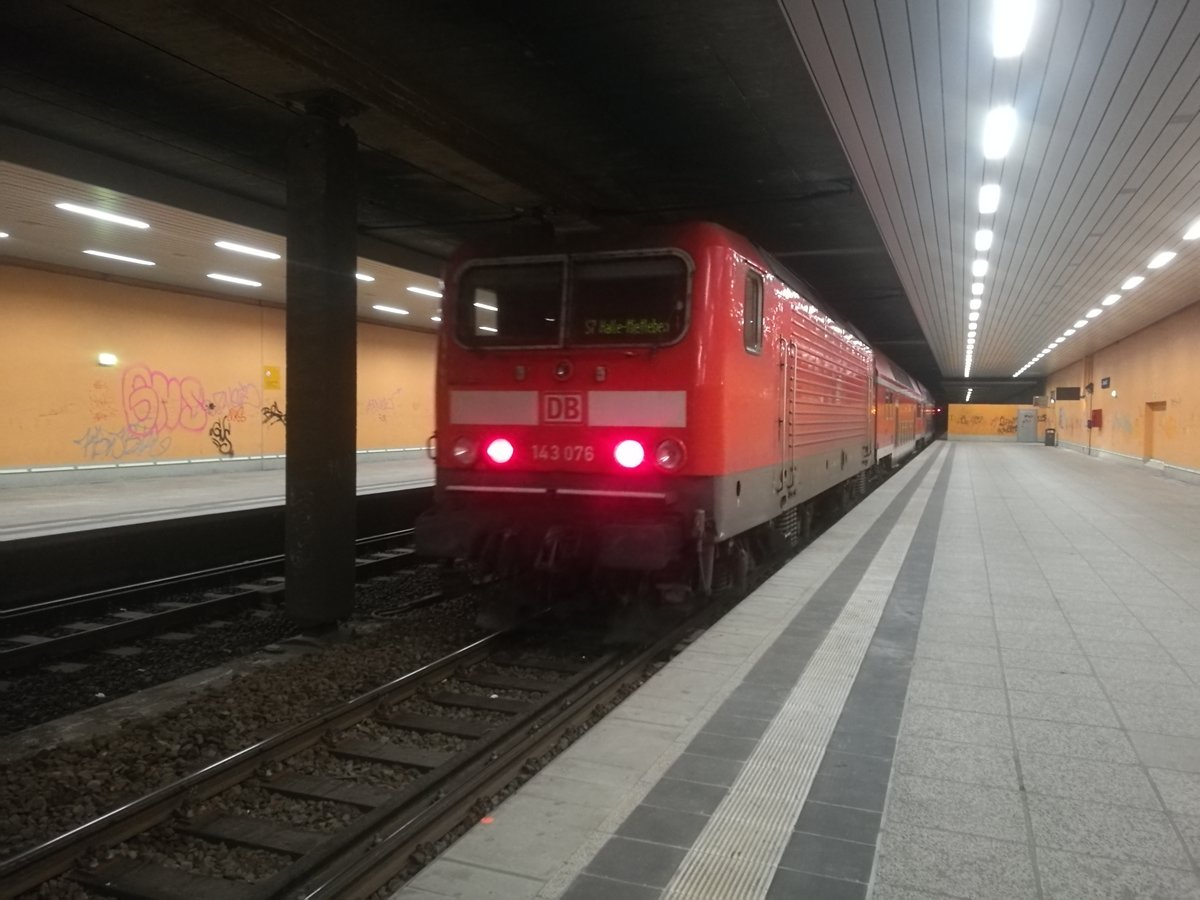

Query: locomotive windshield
[455,253,689,348]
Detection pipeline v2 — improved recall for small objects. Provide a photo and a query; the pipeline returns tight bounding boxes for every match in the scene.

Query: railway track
[0,532,419,674]
[0,606,715,900]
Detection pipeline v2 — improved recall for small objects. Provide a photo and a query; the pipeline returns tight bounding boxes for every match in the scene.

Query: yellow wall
[947,403,1025,439]
[0,264,435,468]
[1043,299,1200,471]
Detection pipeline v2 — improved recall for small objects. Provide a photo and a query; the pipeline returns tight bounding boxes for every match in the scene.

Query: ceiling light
[55,202,150,229]
[1147,251,1176,269]
[372,305,409,315]
[971,282,984,295]
[968,322,978,331]
[978,184,1001,214]
[1184,218,1200,240]
[0,232,8,238]
[968,311,980,322]
[97,352,119,367]
[83,249,154,266]
[207,273,262,287]
[1121,275,1144,290]
[355,273,375,282]
[993,0,1035,58]
[975,229,994,251]
[982,106,1018,159]
[1063,328,1076,336]
[474,301,499,311]
[972,259,988,277]
[1054,337,1065,344]
[479,325,498,333]
[430,316,442,323]
[215,240,280,260]
[1100,294,1121,306]
[1085,308,1102,318]
[969,298,982,311]
[407,286,443,298]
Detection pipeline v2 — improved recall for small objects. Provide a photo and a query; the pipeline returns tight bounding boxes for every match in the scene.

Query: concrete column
[284,110,358,627]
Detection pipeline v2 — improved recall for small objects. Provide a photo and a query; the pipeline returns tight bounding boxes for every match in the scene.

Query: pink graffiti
[122,364,208,435]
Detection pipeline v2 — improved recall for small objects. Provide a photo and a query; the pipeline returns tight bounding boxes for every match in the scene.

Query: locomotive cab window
[744,269,763,353]
[568,255,688,346]
[456,262,563,347]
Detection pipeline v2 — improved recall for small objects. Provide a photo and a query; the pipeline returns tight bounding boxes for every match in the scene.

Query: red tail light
[614,439,645,469]
[486,438,515,464]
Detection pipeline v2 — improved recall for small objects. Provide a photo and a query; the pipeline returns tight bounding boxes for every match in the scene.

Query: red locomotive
[415,221,934,597]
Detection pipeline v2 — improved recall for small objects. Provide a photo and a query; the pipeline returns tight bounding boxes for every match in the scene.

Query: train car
[415,221,925,599]
[874,352,936,468]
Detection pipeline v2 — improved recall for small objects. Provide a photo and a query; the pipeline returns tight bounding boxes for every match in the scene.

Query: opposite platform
[394,441,1200,900]
[0,456,434,540]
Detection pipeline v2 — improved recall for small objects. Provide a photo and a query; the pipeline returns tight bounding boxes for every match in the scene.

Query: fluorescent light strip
[407,286,443,298]
[1121,275,1144,290]
[56,202,150,229]
[1184,218,1200,240]
[1147,251,1175,269]
[372,305,409,315]
[982,106,1018,159]
[83,249,155,266]
[1101,294,1121,306]
[356,273,375,282]
[207,273,262,287]
[474,301,499,311]
[430,316,442,323]
[1085,308,1102,318]
[978,184,1001,214]
[993,0,1035,58]
[0,232,8,239]
[215,240,280,260]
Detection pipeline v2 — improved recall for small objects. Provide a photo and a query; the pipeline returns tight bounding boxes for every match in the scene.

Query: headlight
[452,437,478,466]
[654,439,686,472]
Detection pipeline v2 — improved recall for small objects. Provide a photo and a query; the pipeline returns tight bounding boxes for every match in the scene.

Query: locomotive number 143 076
[532,444,595,462]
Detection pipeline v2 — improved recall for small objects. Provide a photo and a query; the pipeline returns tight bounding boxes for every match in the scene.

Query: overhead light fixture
[97,352,119,367]
[430,315,442,323]
[971,282,984,295]
[372,305,409,315]
[1054,337,1065,344]
[1074,320,1088,328]
[207,273,262,287]
[993,0,1035,58]
[1147,251,1176,269]
[968,311,980,322]
[1184,218,1200,240]
[982,106,1018,159]
[968,322,978,331]
[975,229,994,251]
[969,298,982,310]
[1085,308,1102,318]
[55,202,150,229]
[1063,328,1076,335]
[1121,275,1144,290]
[355,273,375,282]
[479,325,498,333]
[978,184,1001,214]
[407,286,443,298]
[474,301,499,311]
[972,259,989,277]
[83,249,155,266]
[0,232,8,239]
[1101,294,1121,306]
[215,240,280,260]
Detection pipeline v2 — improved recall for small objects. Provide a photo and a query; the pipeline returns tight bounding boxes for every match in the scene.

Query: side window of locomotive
[743,269,763,353]
[568,255,688,345]
[456,263,563,347]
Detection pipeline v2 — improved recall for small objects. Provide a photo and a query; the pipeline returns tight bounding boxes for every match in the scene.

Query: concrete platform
[392,441,1200,899]
[0,455,434,540]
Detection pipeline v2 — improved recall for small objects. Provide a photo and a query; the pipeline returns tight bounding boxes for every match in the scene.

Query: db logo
[542,393,583,423]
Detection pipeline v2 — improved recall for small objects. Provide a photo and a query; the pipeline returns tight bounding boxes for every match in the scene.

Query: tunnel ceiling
[6,3,1199,406]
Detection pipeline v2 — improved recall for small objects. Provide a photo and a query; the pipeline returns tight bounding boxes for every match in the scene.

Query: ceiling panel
[782,0,1200,391]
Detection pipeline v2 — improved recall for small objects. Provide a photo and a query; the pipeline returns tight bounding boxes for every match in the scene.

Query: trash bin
[1044,428,1056,446]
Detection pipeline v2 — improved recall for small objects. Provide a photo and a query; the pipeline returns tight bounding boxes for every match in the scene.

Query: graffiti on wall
[206,381,261,424]
[262,402,287,427]
[208,416,234,456]
[74,424,172,460]
[364,388,405,423]
[122,365,207,435]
